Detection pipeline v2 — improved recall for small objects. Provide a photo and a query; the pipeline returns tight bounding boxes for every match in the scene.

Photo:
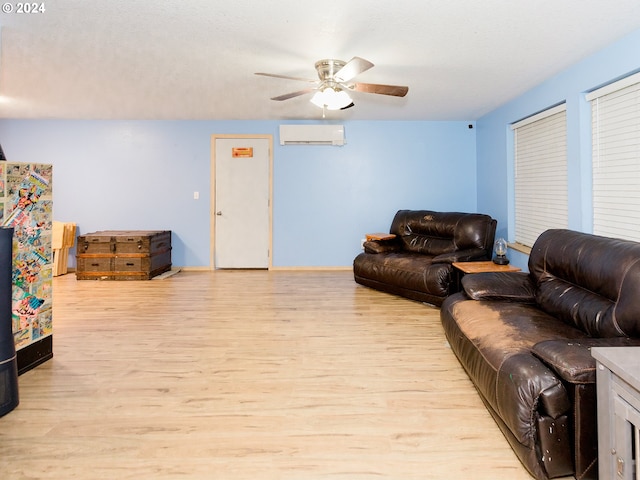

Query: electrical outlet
[193,191,199,200]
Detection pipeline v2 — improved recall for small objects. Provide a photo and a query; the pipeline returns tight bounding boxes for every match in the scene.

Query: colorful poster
[1,163,53,350]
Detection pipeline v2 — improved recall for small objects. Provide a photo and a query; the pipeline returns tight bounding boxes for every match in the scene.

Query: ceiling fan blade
[350,82,409,97]
[270,88,316,101]
[340,102,355,110]
[333,57,374,83]
[255,72,317,83]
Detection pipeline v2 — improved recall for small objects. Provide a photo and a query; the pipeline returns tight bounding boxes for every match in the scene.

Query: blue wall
[4,27,639,270]
[0,119,477,267]
[476,28,640,270]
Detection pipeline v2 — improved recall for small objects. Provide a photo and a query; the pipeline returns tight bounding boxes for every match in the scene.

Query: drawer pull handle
[91,263,100,267]
[126,262,135,266]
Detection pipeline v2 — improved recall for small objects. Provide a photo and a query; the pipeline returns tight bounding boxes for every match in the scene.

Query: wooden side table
[452,260,522,274]
[365,233,396,241]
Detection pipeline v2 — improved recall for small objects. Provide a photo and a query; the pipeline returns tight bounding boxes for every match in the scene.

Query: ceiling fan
[255,57,408,111]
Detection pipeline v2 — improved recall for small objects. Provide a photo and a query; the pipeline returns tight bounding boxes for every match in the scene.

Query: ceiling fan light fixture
[309,90,325,108]
[258,56,407,110]
[310,87,352,110]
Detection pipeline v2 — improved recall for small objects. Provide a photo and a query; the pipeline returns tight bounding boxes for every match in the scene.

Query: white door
[213,136,271,269]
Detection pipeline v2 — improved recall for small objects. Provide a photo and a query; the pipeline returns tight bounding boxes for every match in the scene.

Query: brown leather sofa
[441,229,640,480]
[353,210,497,306]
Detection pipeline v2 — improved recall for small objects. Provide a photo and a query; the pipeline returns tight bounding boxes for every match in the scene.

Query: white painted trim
[586,71,640,101]
[510,103,566,130]
[269,266,352,271]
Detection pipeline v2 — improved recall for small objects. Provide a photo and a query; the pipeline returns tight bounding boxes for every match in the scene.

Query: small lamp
[493,237,509,265]
[0,143,5,161]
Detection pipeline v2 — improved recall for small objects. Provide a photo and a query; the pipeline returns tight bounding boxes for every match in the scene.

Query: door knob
[216,211,222,216]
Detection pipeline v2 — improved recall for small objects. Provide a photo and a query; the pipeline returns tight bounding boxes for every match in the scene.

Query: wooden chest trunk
[76,230,172,280]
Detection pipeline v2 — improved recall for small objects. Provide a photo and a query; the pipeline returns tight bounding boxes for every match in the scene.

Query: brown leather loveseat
[441,229,640,480]
[353,210,497,306]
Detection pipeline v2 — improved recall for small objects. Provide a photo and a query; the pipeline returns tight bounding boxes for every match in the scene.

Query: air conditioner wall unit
[279,125,345,146]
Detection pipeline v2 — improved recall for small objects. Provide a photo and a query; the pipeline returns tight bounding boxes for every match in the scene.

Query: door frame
[210,134,274,270]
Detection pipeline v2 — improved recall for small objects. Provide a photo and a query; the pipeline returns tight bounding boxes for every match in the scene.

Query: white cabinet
[593,347,640,480]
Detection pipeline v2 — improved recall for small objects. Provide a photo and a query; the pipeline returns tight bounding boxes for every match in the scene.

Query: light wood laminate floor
[1,270,546,479]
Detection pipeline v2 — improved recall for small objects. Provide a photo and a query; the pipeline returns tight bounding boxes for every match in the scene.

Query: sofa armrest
[363,238,402,254]
[496,353,574,478]
[461,271,536,303]
[497,353,571,426]
[533,337,640,384]
[532,340,597,384]
[431,247,489,263]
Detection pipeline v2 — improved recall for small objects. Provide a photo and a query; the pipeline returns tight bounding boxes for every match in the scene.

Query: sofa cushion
[362,238,400,254]
[353,251,451,296]
[431,247,493,264]
[443,297,587,375]
[389,210,494,256]
[530,229,640,337]
[462,271,536,303]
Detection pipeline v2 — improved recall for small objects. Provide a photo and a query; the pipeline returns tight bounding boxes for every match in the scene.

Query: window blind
[512,105,568,248]
[588,73,640,242]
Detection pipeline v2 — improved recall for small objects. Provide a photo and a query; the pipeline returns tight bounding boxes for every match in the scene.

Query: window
[511,104,568,248]
[587,72,640,242]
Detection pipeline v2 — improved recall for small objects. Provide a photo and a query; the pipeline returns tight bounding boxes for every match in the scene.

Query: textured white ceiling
[1,0,640,120]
